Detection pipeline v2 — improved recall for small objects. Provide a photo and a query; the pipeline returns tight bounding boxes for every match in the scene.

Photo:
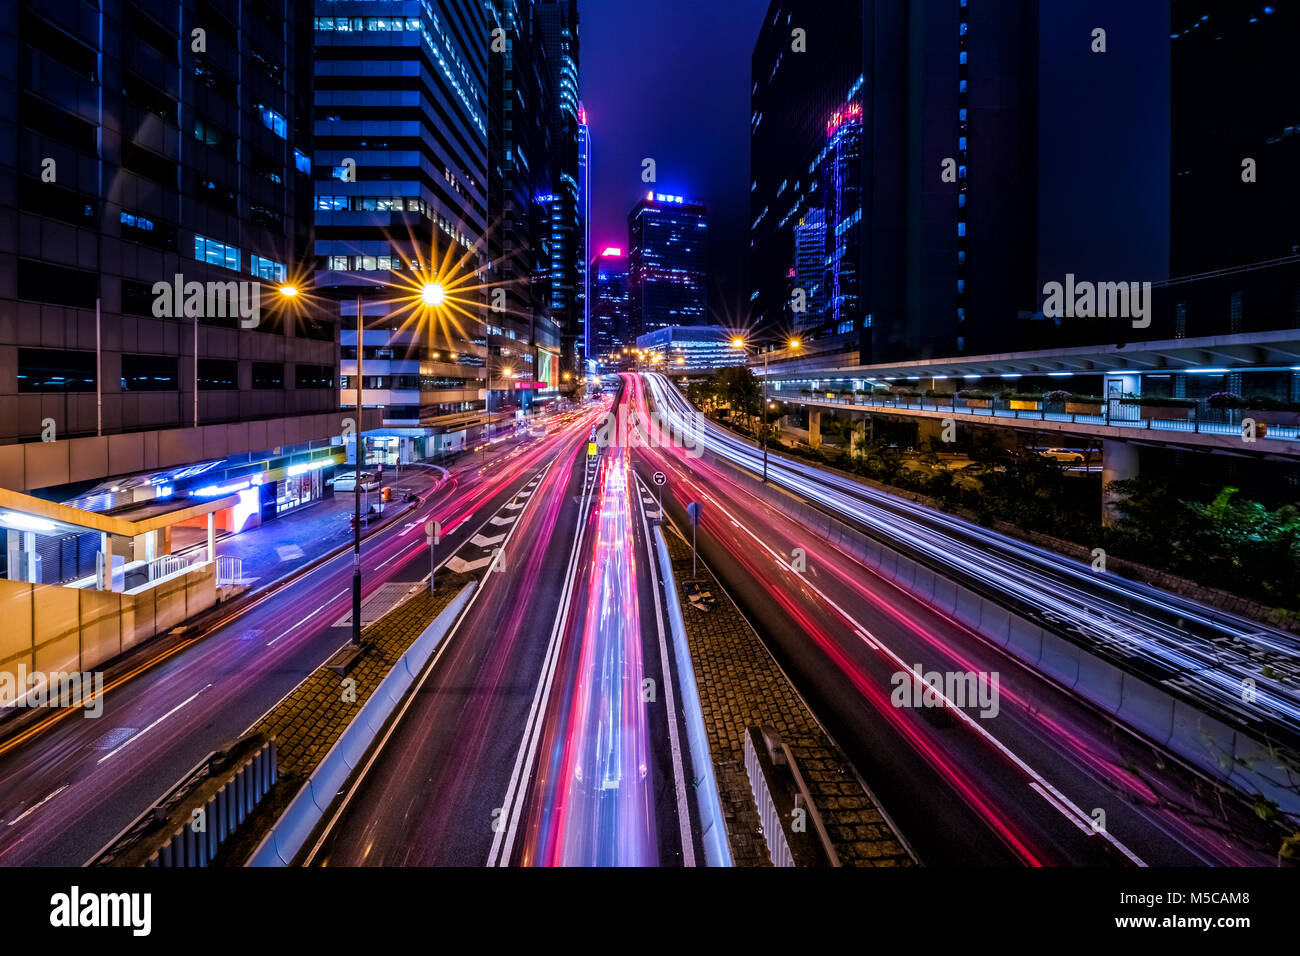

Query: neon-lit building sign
[826,103,862,135]
[601,247,624,257]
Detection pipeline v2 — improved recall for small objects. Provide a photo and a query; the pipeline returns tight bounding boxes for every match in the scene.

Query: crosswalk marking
[447,555,494,574]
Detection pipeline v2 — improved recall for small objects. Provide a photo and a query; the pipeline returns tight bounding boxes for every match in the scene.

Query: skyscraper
[578,103,591,370]
[752,0,1170,366]
[1165,1,1299,342]
[0,0,350,501]
[314,0,491,461]
[749,1,862,345]
[536,0,582,374]
[590,247,629,362]
[488,0,562,408]
[627,195,708,339]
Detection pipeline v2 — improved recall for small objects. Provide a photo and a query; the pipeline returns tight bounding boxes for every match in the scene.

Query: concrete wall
[0,562,216,683]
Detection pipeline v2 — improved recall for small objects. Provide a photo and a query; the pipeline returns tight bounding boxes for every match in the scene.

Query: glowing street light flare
[421,282,447,307]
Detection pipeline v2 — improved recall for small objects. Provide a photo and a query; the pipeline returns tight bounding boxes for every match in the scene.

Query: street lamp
[421,282,446,307]
[731,335,802,482]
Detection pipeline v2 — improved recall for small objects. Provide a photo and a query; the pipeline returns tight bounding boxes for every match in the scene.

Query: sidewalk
[661,525,914,867]
[175,465,446,590]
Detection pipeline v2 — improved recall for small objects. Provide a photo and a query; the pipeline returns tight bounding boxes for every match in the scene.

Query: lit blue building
[628,194,708,339]
[636,326,742,374]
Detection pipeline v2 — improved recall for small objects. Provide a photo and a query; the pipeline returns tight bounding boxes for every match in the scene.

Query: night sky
[580,0,772,323]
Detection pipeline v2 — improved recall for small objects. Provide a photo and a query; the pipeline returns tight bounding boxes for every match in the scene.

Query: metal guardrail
[652,526,733,867]
[90,736,277,867]
[743,726,839,867]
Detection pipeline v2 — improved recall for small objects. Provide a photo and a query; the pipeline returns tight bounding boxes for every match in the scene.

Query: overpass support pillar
[808,408,822,450]
[1101,440,1139,525]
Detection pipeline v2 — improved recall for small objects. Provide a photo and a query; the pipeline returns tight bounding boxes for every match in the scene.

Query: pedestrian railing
[216,555,242,587]
[147,554,190,581]
[779,392,1300,441]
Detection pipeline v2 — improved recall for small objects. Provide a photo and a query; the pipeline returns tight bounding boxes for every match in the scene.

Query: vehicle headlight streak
[643,373,1300,735]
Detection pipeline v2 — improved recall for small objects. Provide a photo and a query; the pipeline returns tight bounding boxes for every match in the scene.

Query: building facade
[627,194,708,341]
[590,247,629,365]
[314,0,494,461]
[536,0,582,374]
[635,326,745,374]
[0,0,338,457]
[487,0,562,419]
[0,0,384,581]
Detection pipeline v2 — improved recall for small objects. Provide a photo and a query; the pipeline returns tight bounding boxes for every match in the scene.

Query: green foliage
[1104,481,1300,608]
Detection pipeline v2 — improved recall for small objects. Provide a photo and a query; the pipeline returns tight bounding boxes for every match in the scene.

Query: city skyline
[0,0,1295,919]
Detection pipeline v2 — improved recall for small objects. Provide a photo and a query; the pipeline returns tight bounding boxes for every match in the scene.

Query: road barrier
[90,736,277,867]
[653,526,732,867]
[743,726,838,867]
[247,582,476,866]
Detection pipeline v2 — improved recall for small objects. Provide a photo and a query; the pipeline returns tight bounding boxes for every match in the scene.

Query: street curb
[246,582,477,867]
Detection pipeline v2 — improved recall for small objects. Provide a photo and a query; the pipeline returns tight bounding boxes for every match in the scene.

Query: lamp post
[732,336,801,483]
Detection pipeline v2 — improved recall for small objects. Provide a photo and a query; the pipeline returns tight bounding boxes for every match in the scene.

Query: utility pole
[351,290,364,646]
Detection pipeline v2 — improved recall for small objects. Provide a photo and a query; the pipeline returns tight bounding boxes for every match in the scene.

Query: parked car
[1037,447,1087,464]
[330,470,381,492]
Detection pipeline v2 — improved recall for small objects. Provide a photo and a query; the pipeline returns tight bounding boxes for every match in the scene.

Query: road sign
[652,471,666,486]
[588,441,598,457]
[425,519,441,545]
[686,501,702,524]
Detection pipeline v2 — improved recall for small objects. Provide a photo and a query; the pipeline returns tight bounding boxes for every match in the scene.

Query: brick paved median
[662,526,913,867]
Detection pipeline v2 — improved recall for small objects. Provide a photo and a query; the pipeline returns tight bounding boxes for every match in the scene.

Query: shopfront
[275,468,325,514]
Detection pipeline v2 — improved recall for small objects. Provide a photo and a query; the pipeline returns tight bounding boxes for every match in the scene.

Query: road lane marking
[634,471,696,866]
[649,441,1148,867]
[302,438,585,865]
[489,442,600,867]
[5,785,68,827]
[96,685,212,765]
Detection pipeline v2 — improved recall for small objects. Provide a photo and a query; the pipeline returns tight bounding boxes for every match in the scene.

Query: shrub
[1207,392,1245,409]
[1045,390,1072,403]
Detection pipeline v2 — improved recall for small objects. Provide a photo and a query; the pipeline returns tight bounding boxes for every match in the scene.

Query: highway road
[644,373,1300,742]
[630,373,1285,866]
[308,383,695,866]
[0,418,595,866]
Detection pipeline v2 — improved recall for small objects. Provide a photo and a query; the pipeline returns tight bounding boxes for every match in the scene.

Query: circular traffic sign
[653,471,666,486]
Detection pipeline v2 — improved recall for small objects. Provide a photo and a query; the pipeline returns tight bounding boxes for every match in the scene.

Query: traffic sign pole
[425,519,441,595]
[686,501,702,578]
